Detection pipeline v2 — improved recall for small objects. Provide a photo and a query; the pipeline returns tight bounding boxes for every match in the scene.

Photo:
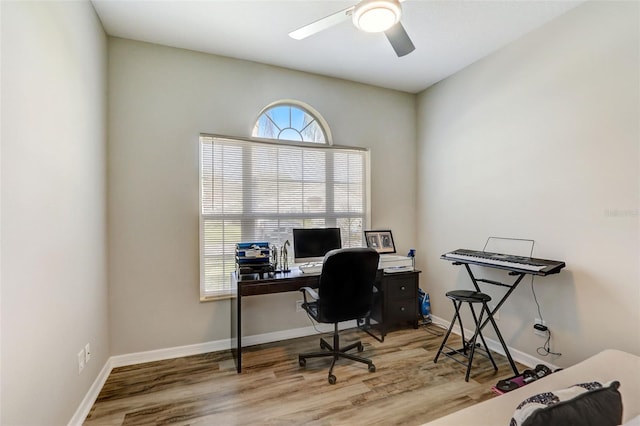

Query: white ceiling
[91,0,583,94]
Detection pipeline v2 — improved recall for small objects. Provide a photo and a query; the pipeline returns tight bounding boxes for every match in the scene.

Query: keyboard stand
[451,262,524,377]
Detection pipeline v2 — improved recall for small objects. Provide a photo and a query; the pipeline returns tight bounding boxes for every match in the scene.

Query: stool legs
[434,300,463,363]
[434,299,499,382]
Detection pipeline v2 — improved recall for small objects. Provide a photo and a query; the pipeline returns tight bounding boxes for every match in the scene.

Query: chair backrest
[316,247,380,323]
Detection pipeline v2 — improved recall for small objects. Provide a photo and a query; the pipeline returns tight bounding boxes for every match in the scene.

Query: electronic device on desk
[364,229,414,273]
[293,227,341,274]
[292,227,342,275]
[235,242,274,277]
[383,265,414,274]
[298,262,323,275]
[379,255,413,272]
[292,228,342,264]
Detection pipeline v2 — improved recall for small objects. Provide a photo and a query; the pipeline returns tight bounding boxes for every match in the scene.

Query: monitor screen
[292,228,342,264]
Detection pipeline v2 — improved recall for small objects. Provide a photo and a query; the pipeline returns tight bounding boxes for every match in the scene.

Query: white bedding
[422,349,640,426]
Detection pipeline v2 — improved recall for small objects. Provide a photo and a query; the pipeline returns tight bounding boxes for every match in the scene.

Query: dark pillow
[510,381,622,426]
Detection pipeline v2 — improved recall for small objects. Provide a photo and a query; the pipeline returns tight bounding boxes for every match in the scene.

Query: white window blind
[199,135,370,299]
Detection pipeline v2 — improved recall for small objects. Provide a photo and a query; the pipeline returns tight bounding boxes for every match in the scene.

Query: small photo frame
[364,230,396,254]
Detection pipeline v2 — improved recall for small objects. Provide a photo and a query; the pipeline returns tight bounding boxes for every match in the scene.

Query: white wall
[1,1,108,424]
[5,1,635,421]
[107,38,417,355]
[416,0,639,367]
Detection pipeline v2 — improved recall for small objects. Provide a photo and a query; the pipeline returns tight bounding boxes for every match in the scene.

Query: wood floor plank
[85,326,526,425]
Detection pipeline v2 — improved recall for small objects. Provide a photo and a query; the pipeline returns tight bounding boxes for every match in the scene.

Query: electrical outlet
[77,349,85,374]
[296,300,304,312]
[534,318,547,337]
[85,343,91,363]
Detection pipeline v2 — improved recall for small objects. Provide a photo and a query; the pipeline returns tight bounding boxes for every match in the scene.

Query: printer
[379,254,413,273]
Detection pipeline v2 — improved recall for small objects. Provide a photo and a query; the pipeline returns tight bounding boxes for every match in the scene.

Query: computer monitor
[292,228,342,264]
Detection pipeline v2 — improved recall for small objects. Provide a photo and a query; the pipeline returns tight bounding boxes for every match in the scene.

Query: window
[252,102,329,144]
[199,134,370,299]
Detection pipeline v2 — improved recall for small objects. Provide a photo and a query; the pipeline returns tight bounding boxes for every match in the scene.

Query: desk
[230,268,420,373]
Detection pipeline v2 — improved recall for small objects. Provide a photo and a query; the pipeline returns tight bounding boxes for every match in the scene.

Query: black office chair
[298,247,380,384]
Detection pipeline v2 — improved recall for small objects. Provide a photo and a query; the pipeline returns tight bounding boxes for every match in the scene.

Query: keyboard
[299,263,323,274]
[442,249,565,275]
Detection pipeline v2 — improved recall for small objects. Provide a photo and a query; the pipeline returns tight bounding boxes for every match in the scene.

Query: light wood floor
[85,325,524,425]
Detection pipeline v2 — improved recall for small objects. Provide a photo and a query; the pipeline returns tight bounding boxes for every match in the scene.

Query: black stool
[434,290,498,381]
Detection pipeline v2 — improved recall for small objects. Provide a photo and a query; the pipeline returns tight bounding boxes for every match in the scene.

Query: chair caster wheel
[299,358,306,367]
[328,374,337,385]
[368,364,376,373]
[357,343,364,352]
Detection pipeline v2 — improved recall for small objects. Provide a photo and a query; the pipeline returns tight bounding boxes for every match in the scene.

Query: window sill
[200,293,236,303]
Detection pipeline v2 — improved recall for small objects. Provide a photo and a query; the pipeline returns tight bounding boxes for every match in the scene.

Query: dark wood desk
[231,269,320,373]
[230,268,421,373]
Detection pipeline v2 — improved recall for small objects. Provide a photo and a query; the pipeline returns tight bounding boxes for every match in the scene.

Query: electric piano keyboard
[442,249,565,275]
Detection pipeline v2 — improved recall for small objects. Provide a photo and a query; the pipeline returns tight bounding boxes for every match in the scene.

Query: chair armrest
[299,286,319,303]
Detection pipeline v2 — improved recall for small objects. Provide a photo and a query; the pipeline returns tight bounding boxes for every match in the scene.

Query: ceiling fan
[289,0,415,57]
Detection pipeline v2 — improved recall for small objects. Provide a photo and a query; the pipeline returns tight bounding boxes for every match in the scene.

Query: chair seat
[446,290,491,303]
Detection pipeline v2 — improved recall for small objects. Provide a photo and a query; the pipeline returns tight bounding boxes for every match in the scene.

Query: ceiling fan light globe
[353,0,402,33]
[357,9,397,32]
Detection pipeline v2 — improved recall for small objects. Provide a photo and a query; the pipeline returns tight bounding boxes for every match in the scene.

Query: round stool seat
[446,290,491,303]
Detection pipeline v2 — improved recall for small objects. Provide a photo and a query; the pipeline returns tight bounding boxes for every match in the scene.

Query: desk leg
[358,317,384,343]
[230,293,242,373]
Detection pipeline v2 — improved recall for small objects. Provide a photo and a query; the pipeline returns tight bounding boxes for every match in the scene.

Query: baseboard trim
[68,321,355,425]
[242,321,356,347]
[109,321,355,369]
[109,339,230,369]
[429,314,560,371]
[68,358,113,426]
[70,318,553,424]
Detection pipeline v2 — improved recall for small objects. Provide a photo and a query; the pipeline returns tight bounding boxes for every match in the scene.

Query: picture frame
[364,230,396,254]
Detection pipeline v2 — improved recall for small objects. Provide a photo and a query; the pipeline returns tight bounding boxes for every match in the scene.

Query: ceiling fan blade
[289,6,355,40]
[385,22,415,57]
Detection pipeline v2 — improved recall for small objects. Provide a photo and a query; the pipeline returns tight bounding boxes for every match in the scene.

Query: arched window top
[252,100,332,145]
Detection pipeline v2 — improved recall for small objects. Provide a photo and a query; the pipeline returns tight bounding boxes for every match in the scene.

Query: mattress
[422,349,640,425]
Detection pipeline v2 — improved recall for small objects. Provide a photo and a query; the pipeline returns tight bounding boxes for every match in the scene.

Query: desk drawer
[385,275,417,301]
[386,299,416,322]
